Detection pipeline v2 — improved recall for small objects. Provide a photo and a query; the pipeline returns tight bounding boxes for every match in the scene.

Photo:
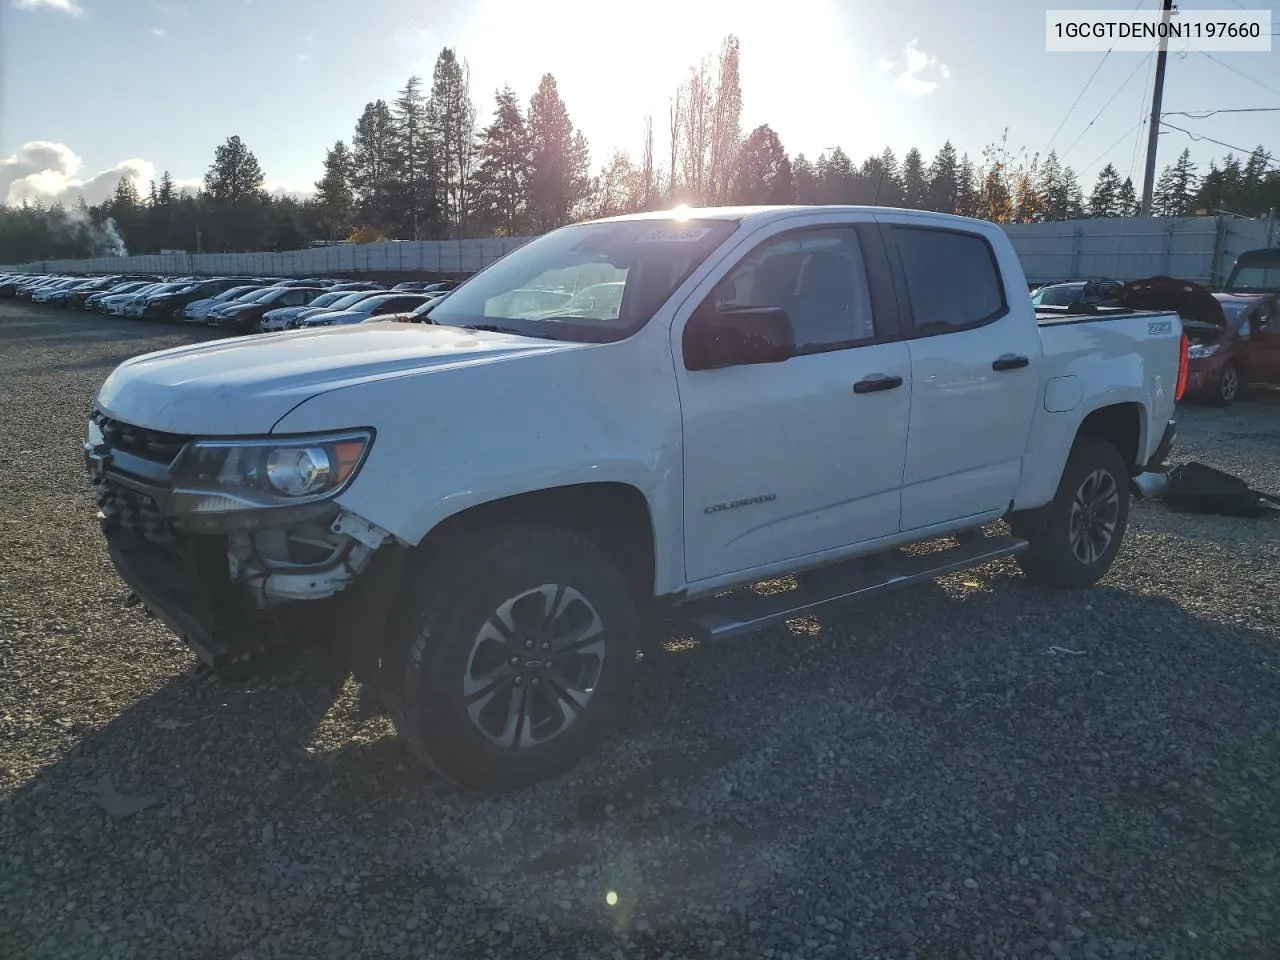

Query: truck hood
[94,323,584,435]
[1118,275,1227,327]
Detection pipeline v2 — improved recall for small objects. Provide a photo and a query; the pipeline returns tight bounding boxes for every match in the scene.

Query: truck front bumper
[86,411,403,676]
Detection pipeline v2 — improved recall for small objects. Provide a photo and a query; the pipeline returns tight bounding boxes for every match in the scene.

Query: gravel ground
[2,301,1279,960]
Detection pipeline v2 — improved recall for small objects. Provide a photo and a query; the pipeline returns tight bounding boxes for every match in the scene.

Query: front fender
[269,330,687,594]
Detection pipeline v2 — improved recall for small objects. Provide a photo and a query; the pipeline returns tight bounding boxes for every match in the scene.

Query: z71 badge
[1147,320,1173,336]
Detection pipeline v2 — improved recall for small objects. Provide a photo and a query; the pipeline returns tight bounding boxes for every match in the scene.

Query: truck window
[891,226,1007,333]
[708,228,877,351]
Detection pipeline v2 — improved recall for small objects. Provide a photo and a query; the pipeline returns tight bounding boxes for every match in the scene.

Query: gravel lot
[2,300,1279,960]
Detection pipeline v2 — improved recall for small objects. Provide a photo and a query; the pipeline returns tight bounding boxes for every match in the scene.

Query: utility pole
[1140,0,1175,216]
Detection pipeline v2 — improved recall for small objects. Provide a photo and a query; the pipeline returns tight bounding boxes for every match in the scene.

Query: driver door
[674,218,912,583]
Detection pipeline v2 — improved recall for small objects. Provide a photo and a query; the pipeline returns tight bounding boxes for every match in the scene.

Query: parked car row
[0,271,461,335]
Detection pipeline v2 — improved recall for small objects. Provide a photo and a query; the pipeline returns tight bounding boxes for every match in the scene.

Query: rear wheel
[1210,362,1241,406]
[1011,437,1130,589]
[390,523,638,790]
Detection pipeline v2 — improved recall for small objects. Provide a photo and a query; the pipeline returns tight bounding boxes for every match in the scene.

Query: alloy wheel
[462,583,606,749]
[1068,468,1120,565]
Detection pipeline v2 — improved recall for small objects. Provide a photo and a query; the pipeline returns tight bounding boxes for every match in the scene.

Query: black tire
[390,523,638,791]
[1209,362,1241,407]
[1011,437,1130,589]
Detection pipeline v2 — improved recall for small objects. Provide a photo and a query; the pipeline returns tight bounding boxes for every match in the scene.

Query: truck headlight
[1187,342,1219,359]
[167,430,372,515]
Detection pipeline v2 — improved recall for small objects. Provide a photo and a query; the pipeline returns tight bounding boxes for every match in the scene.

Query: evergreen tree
[1089,163,1124,217]
[156,170,175,206]
[792,153,819,204]
[815,148,857,204]
[1063,165,1084,219]
[389,75,440,239]
[926,141,960,214]
[314,140,355,240]
[527,73,590,232]
[901,147,928,209]
[350,100,396,233]
[203,135,264,204]
[864,147,903,206]
[1153,148,1197,216]
[956,154,978,217]
[202,135,269,250]
[470,85,533,236]
[728,125,794,204]
[1116,176,1138,217]
[427,48,477,235]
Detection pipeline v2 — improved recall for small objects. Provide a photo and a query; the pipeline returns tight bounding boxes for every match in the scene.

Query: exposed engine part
[227,510,396,606]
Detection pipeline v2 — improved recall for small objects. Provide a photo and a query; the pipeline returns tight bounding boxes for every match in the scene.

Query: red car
[1119,276,1280,405]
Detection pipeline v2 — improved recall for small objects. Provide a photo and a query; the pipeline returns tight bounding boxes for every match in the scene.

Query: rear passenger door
[880,219,1042,532]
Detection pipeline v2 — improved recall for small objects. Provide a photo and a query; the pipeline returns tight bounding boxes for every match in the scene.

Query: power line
[1060,52,1153,163]
[1041,0,1145,159]
[1042,54,1113,159]
[1081,118,1150,177]
[1159,120,1280,167]
[1165,107,1280,118]
[1200,51,1280,99]
[1126,46,1158,181]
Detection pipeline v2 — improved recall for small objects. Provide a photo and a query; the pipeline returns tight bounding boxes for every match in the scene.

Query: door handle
[853,374,904,394]
[992,354,1030,371]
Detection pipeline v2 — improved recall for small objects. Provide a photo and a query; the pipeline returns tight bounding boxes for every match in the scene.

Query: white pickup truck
[85,205,1185,789]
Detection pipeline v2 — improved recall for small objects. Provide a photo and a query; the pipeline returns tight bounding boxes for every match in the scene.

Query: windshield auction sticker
[636,227,715,243]
[1046,8,1270,51]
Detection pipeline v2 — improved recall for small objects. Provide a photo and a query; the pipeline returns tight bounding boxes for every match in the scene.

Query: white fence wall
[4,215,1277,287]
[1003,215,1275,286]
[0,236,534,277]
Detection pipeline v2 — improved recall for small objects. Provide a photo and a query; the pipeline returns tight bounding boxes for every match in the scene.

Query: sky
[1,0,1279,208]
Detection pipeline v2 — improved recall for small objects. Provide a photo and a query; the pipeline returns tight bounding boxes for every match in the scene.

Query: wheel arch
[1074,400,1146,474]
[413,481,658,602]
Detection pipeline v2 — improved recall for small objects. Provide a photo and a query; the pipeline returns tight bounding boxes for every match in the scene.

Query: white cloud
[0,142,154,206]
[296,53,310,66]
[150,27,165,36]
[265,180,314,200]
[12,0,85,14]
[0,142,314,206]
[877,39,950,96]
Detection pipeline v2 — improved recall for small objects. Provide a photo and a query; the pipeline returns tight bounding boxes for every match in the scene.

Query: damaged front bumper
[86,412,402,674]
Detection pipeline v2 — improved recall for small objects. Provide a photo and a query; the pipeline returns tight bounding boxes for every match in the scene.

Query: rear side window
[892,226,1007,333]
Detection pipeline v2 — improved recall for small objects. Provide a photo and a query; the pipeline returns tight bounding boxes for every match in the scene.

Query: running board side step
[683,535,1029,642]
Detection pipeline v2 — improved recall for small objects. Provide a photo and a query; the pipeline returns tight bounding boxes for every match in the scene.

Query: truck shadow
[5,571,1280,958]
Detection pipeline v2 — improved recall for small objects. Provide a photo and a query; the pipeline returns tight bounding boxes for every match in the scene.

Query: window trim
[882,223,1010,339]
[686,222,902,366]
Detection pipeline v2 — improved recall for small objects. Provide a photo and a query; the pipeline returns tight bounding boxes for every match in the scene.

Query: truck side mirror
[683,304,796,371]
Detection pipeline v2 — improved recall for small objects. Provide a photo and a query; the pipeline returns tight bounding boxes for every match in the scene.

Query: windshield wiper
[458,323,562,340]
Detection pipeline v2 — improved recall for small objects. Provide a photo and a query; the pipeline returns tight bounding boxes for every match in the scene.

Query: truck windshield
[425,218,740,342]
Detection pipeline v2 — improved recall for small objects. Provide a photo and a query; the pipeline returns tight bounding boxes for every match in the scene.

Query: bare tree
[680,59,713,200]
[708,35,742,203]
[640,115,655,210]
[667,92,683,196]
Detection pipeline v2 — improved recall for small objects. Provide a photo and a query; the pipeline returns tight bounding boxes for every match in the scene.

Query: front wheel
[1011,437,1131,589]
[390,523,638,790]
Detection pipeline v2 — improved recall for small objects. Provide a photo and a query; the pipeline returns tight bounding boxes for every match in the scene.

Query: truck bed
[1034,305,1167,327]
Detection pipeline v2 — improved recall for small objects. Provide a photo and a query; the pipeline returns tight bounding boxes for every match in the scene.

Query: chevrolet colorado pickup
[85,205,1185,790]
